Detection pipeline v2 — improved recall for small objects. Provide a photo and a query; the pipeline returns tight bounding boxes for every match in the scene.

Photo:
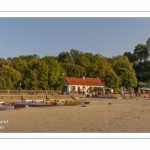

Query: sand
[0,98,150,133]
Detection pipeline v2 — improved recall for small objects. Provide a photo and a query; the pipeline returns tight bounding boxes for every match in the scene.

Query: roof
[65,77,105,86]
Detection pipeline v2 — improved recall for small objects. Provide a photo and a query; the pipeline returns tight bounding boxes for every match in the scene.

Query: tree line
[0,37,150,93]
[123,37,150,85]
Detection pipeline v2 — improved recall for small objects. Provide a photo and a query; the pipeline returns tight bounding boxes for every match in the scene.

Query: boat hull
[82,101,91,104]
[9,103,28,108]
[65,101,81,106]
[55,102,65,106]
[0,105,14,109]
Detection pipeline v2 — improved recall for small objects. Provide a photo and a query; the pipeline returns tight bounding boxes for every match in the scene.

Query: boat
[82,101,92,104]
[13,99,55,107]
[55,102,66,106]
[1,102,28,109]
[65,101,81,106]
[0,105,14,109]
[8,103,28,108]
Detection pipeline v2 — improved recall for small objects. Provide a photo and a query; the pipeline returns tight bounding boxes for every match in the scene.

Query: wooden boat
[1,102,28,109]
[8,103,28,108]
[65,101,81,106]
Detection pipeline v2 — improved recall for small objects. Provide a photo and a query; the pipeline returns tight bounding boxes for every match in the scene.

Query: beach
[0,98,150,133]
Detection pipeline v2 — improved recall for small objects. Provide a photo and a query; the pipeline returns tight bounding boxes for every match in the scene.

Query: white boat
[0,105,14,109]
[55,102,65,106]
[13,100,52,106]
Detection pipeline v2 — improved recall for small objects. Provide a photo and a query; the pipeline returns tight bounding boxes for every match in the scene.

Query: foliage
[133,44,149,62]
[42,56,65,90]
[146,37,150,51]
[61,63,86,77]
[57,51,72,63]
[3,42,150,90]
[0,65,21,89]
[98,58,119,89]
[123,52,137,62]
[110,56,137,89]
[133,61,150,83]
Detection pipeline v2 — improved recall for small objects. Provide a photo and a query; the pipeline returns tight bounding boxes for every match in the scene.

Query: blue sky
[0,17,150,59]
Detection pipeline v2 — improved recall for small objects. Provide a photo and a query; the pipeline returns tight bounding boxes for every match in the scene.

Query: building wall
[64,81,105,94]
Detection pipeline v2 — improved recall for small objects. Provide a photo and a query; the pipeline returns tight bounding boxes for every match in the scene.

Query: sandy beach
[0,98,150,133]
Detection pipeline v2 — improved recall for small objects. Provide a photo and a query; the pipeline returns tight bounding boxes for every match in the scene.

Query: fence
[0,89,62,95]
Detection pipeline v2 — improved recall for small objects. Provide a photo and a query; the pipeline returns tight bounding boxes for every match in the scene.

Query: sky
[0,17,150,59]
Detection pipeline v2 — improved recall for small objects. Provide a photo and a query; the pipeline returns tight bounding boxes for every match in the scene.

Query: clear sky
[0,17,150,59]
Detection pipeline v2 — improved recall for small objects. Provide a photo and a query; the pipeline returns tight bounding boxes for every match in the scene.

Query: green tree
[21,58,49,90]
[78,53,100,77]
[133,61,150,83]
[0,65,21,89]
[99,58,119,89]
[133,44,149,62]
[146,37,150,51]
[0,58,8,67]
[61,63,86,77]
[19,54,40,62]
[110,56,137,89]
[57,51,72,63]
[70,49,83,65]
[36,60,49,90]
[123,52,137,62]
[23,69,39,90]
[42,56,65,90]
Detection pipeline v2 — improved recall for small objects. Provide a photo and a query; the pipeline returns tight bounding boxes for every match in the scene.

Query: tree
[146,37,150,51]
[11,57,28,73]
[57,51,72,63]
[42,56,65,90]
[23,69,39,90]
[133,44,149,62]
[70,49,82,65]
[123,52,137,62]
[0,58,8,67]
[22,59,49,90]
[61,63,86,77]
[99,58,119,89]
[110,56,137,89]
[0,65,21,89]
[19,54,40,62]
[78,53,100,77]
[36,60,49,90]
[133,61,150,83]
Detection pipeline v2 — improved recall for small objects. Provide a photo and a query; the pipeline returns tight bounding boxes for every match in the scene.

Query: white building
[63,76,105,94]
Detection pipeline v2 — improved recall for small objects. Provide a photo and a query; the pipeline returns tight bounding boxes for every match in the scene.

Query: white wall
[65,83,105,94]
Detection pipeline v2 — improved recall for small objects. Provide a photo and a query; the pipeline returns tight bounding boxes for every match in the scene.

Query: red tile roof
[65,77,105,86]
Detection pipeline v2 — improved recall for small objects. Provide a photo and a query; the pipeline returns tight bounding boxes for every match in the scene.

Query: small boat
[13,100,50,107]
[20,100,56,107]
[8,103,28,108]
[13,100,35,105]
[82,101,92,104]
[55,102,66,106]
[0,105,14,109]
[65,101,81,106]
[1,102,28,109]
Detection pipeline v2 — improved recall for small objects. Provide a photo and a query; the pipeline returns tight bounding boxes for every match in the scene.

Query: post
[19,83,21,95]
